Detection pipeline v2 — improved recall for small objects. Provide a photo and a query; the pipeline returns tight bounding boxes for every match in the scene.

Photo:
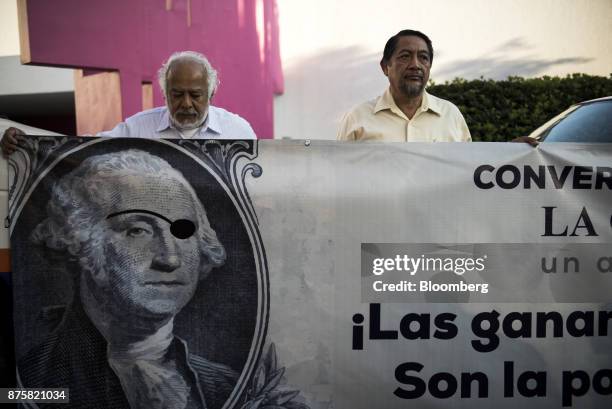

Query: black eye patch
[106,210,196,239]
[170,219,196,239]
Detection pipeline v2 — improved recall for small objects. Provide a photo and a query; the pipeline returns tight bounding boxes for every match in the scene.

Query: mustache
[404,70,424,76]
[176,110,198,115]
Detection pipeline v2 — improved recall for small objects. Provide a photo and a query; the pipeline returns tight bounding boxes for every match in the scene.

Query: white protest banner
[7,137,612,408]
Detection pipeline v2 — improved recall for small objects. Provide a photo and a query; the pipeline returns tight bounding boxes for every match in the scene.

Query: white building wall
[0,0,20,57]
[274,0,612,140]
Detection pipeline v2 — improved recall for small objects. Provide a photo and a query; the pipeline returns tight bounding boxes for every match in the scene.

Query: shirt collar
[156,108,173,133]
[422,90,442,116]
[205,106,222,135]
[156,106,222,135]
[374,88,442,117]
[373,87,401,116]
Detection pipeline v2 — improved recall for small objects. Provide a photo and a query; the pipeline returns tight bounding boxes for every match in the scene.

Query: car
[528,96,612,142]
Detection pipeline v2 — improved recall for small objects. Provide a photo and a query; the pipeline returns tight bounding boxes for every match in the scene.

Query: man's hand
[511,136,539,147]
[1,127,25,156]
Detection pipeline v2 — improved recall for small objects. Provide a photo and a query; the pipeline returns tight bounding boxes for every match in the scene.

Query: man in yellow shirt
[337,29,471,142]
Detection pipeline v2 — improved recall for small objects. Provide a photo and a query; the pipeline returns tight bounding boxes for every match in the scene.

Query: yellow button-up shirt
[337,88,471,142]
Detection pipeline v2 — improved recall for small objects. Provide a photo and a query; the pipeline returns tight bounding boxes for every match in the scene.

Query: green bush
[427,74,612,141]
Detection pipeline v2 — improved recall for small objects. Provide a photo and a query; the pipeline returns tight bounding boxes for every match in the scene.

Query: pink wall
[22,0,284,138]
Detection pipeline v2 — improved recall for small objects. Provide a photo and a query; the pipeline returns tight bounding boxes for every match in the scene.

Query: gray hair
[158,51,219,99]
[31,149,226,279]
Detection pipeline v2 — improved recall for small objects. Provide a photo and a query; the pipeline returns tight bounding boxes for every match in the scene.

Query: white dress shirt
[99,106,256,139]
[337,88,471,142]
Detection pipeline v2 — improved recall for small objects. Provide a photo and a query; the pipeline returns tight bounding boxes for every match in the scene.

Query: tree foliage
[428,74,612,141]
